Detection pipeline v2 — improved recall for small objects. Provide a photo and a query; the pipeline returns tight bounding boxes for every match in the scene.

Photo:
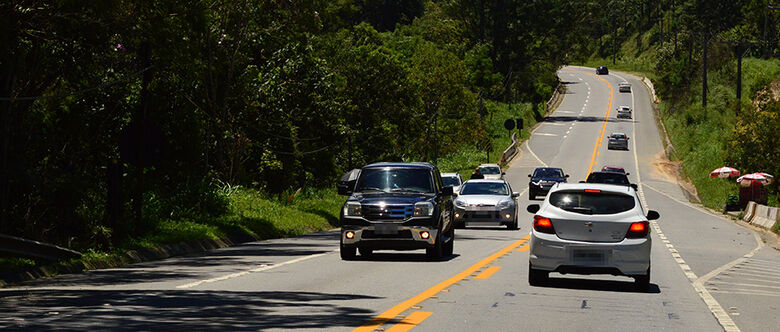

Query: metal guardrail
[0,234,82,262]
[498,132,519,165]
[545,82,564,112]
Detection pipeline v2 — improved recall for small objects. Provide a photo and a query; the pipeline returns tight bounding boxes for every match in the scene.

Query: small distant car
[441,172,464,193]
[585,171,636,190]
[596,66,609,75]
[619,82,631,92]
[526,183,660,291]
[607,132,629,150]
[601,166,627,174]
[476,164,504,180]
[453,180,519,229]
[528,167,569,200]
[617,106,632,119]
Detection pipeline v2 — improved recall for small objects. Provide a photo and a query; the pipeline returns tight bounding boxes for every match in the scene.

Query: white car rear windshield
[442,176,461,187]
[479,166,501,175]
[549,191,635,215]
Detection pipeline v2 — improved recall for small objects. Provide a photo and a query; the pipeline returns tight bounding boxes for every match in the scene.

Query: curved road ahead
[2,67,779,331]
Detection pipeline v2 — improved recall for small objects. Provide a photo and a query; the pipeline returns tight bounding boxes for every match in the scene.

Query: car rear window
[533,168,563,177]
[586,173,629,185]
[549,191,635,214]
[479,166,501,175]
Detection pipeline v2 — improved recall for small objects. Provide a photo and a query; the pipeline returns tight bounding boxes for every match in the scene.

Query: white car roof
[478,164,501,168]
[611,132,627,136]
[619,106,630,109]
[441,172,460,177]
[463,179,507,184]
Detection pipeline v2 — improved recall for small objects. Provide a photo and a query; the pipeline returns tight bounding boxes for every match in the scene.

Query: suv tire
[340,237,356,260]
[426,228,444,261]
[443,226,454,256]
[507,217,518,230]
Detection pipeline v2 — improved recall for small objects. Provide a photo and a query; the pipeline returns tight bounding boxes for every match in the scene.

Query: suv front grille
[362,205,413,221]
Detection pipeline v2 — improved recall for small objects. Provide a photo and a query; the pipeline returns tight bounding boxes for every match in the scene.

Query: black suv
[337,162,455,261]
[596,66,609,75]
[528,167,569,200]
[584,171,638,190]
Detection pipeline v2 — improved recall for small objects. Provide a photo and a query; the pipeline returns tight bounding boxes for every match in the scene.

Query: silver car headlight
[454,199,467,208]
[496,200,513,210]
[414,202,434,216]
[343,202,362,216]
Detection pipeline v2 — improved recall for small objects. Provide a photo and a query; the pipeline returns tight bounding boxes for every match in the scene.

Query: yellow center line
[474,266,502,280]
[352,235,530,332]
[386,311,433,332]
[516,244,530,252]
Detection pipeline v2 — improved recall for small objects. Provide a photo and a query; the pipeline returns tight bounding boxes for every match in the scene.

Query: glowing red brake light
[533,215,555,234]
[626,221,649,238]
[584,189,601,193]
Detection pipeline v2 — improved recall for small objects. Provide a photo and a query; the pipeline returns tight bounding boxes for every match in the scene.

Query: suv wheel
[528,263,548,286]
[359,247,373,258]
[634,267,650,292]
[426,228,444,261]
[340,237,356,260]
[443,226,454,256]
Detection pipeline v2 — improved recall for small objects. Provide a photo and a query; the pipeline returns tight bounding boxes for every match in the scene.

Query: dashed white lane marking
[543,122,565,126]
[578,77,583,81]
[533,132,558,137]
[177,251,334,289]
[558,110,574,114]
[614,70,743,332]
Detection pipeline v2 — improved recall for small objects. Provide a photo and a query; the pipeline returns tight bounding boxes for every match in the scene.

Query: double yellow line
[353,236,530,332]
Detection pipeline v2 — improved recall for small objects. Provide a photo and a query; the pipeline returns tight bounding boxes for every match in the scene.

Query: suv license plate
[375,224,398,235]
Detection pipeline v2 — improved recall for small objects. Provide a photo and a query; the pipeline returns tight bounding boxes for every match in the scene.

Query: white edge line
[177,251,334,289]
[613,71,747,332]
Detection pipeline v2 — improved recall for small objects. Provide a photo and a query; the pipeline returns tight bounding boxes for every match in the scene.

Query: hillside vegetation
[576,1,780,210]
[0,0,579,268]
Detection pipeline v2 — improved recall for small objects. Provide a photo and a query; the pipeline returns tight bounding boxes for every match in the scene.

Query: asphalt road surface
[2,67,779,331]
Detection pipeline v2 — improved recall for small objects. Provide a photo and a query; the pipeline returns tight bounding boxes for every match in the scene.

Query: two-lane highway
[1,67,779,331]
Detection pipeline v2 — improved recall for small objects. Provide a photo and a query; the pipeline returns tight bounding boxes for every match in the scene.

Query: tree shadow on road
[0,289,379,330]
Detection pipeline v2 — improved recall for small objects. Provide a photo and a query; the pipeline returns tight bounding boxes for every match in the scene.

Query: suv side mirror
[528,174,532,177]
[337,185,351,196]
[630,183,638,190]
[565,174,570,178]
[646,210,660,220]
[527,204,540,213]
[502,172,506,175]
[442,186,454,196]
[512,192,520,198]
[626,172,630,176]
[579,180,585,183]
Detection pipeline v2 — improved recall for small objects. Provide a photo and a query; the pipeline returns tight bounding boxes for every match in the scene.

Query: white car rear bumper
[529,231,651,276]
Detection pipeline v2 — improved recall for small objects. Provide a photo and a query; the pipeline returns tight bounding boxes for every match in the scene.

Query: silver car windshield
[480,166,501,175]
[442,176,461,187]
[355,168,433,193]
[549,191,635,214]
[460,182,508,195]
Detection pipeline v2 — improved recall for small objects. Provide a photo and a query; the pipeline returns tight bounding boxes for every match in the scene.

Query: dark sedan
[528,167,569,200]
[596,66,609,75]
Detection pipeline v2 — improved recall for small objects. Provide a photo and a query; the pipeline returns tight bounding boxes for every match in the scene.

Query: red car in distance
[601,166,627,174]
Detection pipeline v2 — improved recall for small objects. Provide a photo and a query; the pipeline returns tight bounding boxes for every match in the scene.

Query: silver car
[441,172,464,193]
[477,164,504,180]
[607,132,629,150]
[525,183,659,291]
[619,82,631,92]
[616,106,632,119]
[453,180,519,229]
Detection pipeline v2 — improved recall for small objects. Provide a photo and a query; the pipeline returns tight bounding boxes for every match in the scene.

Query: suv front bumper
[341,221,438,250]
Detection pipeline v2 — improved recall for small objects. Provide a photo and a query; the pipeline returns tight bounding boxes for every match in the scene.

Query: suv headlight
[414,202,434,216]
[343,202,361,216]
[497,200,513,210]
[454,199,467,208]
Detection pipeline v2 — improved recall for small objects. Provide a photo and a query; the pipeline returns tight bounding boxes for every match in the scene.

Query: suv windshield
[611,134,626,139]
[550,191,635,214]
[355,168,434,193]
[586,172,629,185]
[534,168,563,178]
[442,176,461,187]
[479,166,501,175]
[460,182,508,195]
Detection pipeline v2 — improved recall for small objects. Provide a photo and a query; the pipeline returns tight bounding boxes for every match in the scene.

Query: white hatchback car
[525,183,659,291]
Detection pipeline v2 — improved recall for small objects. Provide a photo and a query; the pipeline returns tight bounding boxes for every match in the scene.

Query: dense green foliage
[577,1,780,210]
[1,1,581,253]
